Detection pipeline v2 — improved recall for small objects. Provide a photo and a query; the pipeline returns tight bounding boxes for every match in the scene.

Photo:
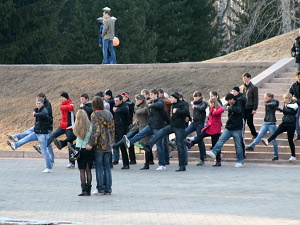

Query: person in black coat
[289,72,300,140]
[80,93,93,120]
[143,92,190,172]
[291,29,300,72]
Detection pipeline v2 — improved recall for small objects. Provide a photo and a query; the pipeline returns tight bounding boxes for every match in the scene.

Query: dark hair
[115,94,123,101]
[104,10,110,16]
[36,98,44,104]
[295,72,300,76]
[92,96,104,111]
[225,93,235,101]
[265,93,274,98]
[95,91,104,97]
[158,89,164,94]
[242,72,251,78]
[37,92,46,98]
[179,93,183,99]
[150,89,159,96]
[193,91,202,97]
[210,91,220,100]
[81,93,89,100]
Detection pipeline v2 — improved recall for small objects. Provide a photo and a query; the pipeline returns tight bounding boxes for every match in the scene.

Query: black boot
[78,183,89,196]
[212,160,221,167]
[175,166,186,172]
[87,184,92,196]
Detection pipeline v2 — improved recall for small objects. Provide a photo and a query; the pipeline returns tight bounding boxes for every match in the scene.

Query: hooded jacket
[192,98,208,124]
[59,98,75,130]
[225,100,244,130]
[202,106,224,135]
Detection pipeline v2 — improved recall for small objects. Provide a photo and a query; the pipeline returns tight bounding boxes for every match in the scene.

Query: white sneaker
[92,189,103,195]
[156,166,166,171]
[289,156,296,161]
[42,168,52,173]
[66,163,75,168]
[122,135,131,148]
[33,144,42,154]
[235,163,244,168]
[262,139,269,146]
[8,134,18,142]
[7,140,16,150]
[206,151,216,159]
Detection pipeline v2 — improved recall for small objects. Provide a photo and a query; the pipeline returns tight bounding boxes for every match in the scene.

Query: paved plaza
[0,158,300,225]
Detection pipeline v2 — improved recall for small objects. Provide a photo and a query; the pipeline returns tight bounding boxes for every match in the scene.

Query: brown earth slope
[0,65,268,150]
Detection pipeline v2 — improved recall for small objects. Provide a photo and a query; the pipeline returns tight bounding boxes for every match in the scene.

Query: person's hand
[99,44,102,47]
[185,117,189,123]
[80,103,84,108]
[113,107,117,112]
[192,105,195,109]
[252,110,256,114]
[86,144,92,150]
[173,108,177,114]
[33,112,35,116]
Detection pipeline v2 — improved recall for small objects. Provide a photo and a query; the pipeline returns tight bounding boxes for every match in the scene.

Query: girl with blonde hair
[72,109,93,196]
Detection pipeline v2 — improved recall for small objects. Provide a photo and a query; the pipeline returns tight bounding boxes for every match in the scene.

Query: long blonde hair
[73,109,90,139]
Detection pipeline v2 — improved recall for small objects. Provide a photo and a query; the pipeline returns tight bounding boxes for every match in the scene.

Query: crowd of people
[6,70,300,196]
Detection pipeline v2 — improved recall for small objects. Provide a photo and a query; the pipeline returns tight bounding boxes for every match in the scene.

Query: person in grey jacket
[102,10,116,64]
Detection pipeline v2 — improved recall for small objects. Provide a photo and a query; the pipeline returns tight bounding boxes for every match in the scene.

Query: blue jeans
[185,122,206,161]
[14,127,34,140]
[250,123,278,156]
[296,108,300,137]
[212,128,244,164]
[148,125,186,167]
[102,39,116,64]
[14,132,37,149]
[129,125,165,166]
[36,133,52,169]
[94,151,112,193]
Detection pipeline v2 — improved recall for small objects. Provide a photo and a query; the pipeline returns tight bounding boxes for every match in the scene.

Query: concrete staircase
[172,59,300,163]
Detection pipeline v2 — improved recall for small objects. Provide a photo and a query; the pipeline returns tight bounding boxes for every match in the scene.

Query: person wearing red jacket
[185,98,224,166]
[47,92,76,168]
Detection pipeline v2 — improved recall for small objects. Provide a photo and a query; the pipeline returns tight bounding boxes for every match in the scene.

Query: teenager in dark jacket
[289,72,300,140]
[112,95,130,169]
[206,93,245,168]
[104,89,115,116]
[142,92,190,172]
[80,93,93,120]
[246,93,279,161]
[262,93,298,161]
[291,29,300,71]
[123,89,166,170]
[122,92,136,164]
[34,99,53,172]
[240,73,258,139]
[185,91,207,166]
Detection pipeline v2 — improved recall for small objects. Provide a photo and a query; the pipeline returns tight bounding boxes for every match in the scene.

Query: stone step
[271,77,294,83]
[258,89,287,95]
[262,83,291,89]
[287,67,298,72]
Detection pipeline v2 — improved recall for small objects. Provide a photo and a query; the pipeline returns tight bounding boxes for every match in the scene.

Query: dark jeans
[149,125,186,167]
[268,124,296,157]
[162,131,170,164]
[244,108,258,136]
[113,126,129,166]
[185,122,206,161]
[116,128,137,162]
[94,151,112,193]
[47,127,76,164]
[194,132,221,160]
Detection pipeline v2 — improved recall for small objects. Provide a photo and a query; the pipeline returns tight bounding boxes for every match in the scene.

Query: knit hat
[60,92,69,99]
[232,86,240,93]
[122,92,130,98]
[104,89,113,97]
[171,92,180,101]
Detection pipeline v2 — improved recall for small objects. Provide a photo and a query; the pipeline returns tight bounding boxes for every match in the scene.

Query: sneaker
[8,134,18,142]
[7,140,16,150]
[33,144,42,154]
[289,156,296,161]
[184,140,193,149]
[245,146,254,151]
[206,151,216,159]
[168,140,177,149]
[54,138,63,150]
[92,189,104,195]
[272,156,279,161]
[122,135,131,148]
[156,166,166,171]
[66,163,75,168]
[42,168,52,173]
[262,139,269,146]
[234,163,244,168]
[294,136,300,141]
